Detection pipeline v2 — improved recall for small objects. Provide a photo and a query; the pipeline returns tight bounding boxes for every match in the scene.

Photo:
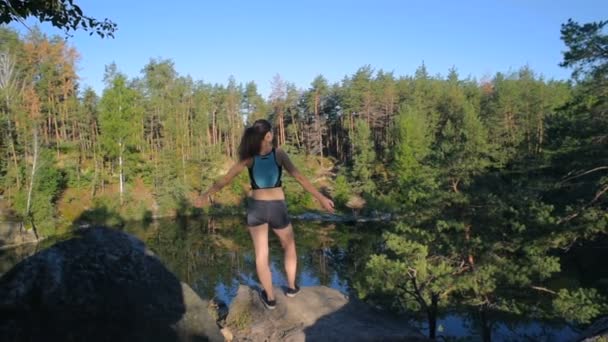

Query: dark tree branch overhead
[0,0,116,38]
[560,18,608,80]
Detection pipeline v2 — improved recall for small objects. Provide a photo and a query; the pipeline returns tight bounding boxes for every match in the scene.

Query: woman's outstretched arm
[194,159,248,207]
[276,148,335,213]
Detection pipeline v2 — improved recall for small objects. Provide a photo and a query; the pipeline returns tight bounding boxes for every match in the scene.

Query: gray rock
[225,285,427,342]
[0,226,223,342]
[578,316,608,342]
[0,220,38,249]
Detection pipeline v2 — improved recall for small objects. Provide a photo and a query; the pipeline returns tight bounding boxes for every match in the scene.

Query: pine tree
[351,119,376,194]
[99,69,140,205]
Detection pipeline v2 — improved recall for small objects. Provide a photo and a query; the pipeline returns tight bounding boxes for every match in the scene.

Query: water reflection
[122,217,367,304]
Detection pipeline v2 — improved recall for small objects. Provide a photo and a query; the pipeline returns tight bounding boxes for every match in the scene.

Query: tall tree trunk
[4,96,21,189]
[0,52,19,182]
[25,129,40,240]
[45,114,51,145]
[139,118,145,153]
[537,111,544,154]
[187,97,193,158]
[212,110,217,145]
[119,139,124,205]
[91,140,99,197]
[465,224,475,266]
[181,139,187,183]
[289,108,301,149]
[427,294,438,339]
[315,94,323,156]
[61,100,68,142]
[278,110,286,146]
[480,306,492,342]
[53,112,60,157]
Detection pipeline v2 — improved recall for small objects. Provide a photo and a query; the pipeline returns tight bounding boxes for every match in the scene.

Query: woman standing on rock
[194,119,335,309]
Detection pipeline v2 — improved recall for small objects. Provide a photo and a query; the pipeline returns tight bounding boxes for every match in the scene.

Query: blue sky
[11,0,608,97]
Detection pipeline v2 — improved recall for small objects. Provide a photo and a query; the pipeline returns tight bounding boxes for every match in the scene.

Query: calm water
[2,216,602,341]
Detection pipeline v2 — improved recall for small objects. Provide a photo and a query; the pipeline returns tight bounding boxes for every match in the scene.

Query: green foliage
[99,72,141,160]
[13,148,65,236]
[351,119,376,194]
[281,145,316,212]
[244,81,267,124]
[358,221,472,339]
[553,288,607,323]
[63,157,94,188]
[434,73,493,192]
[392,104,438,207]
[155,151,189,216]
[332,171,351,208]
[0,0,117,38]
[560,19,608,80]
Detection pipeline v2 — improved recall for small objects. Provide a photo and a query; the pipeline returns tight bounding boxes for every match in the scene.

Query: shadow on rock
[225,285,428,342]
[0,226,222,342]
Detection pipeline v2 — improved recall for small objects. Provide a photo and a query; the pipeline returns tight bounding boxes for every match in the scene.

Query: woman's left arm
[194,160,248,208]
[276,148,334,213]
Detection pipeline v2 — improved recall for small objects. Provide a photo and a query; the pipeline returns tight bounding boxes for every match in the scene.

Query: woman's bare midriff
[250,187,285,201]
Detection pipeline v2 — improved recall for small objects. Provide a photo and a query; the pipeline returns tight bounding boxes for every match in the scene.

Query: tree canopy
[0,0,116,37]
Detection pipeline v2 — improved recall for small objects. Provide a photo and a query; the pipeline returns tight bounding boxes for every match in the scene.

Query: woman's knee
[254,247,269,259]
[281,239,296,253]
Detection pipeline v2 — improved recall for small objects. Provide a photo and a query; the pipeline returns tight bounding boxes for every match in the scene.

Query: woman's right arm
[276,148,335,213]
[194,159,248,208]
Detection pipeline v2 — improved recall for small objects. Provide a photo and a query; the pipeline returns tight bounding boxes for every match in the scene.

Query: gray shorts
[246,199,290,229]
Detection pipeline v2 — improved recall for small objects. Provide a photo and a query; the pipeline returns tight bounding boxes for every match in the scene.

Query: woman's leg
[272,224,297,289]
[248,223,274,300]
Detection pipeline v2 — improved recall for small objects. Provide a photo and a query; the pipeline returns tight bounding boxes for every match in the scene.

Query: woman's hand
[194,161,246,208]
[193,192,210,208]
[318,195,335,214]
[276,148,335,214]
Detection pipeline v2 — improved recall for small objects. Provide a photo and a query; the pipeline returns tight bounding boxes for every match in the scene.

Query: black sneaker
[259,290,276,310]
[285,285,301,298]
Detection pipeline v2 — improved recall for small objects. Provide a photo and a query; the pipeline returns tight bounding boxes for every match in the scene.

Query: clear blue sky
[11,0,608,98]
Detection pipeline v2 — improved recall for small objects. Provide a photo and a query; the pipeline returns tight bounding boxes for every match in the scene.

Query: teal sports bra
[248,148,283,189]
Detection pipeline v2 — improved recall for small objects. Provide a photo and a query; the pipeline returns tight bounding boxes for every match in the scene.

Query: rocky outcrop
[578,317,608,342]
[0,220,38,249]
[224,285,427,342]
[0,226,223,342]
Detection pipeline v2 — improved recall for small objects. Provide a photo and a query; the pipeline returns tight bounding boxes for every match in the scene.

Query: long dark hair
[238,119,272,161]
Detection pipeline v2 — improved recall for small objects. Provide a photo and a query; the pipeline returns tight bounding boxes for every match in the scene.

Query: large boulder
[0,227,223,342]
[224,285,427,341]
[0,220,38,248]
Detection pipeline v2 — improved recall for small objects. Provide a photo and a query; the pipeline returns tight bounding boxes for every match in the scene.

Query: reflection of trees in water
[124,218,385,300]
[124,216,248,300]
[299,223,336,286]
[445,305,576,342]
[323,224,386,294]
[312,248,329,285]
[287,222,380,288]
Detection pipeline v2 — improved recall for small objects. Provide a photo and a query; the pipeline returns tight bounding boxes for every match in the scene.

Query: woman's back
[247,148,286,201]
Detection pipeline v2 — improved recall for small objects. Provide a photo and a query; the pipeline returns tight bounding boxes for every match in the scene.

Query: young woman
[194,119,334,309]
